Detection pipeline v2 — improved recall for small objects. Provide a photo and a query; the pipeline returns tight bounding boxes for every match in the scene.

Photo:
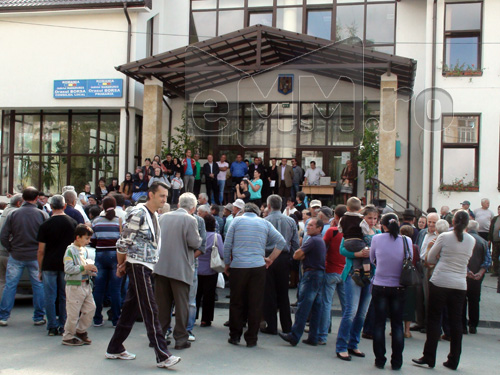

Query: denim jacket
[116,205,160,264]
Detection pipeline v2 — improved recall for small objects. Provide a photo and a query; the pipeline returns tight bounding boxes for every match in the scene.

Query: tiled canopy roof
[0,0,151,12]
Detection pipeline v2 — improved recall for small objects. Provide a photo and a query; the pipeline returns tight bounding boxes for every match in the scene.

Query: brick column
[142,77,163,159]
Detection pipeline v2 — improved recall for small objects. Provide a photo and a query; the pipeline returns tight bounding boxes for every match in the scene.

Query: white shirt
[74,204,90,224]
[473,208,494,232]
[281,165,286,180]
[217,161,229,181]
[420,231,437,259]
[304,168,325,185]
[283,207,297,216]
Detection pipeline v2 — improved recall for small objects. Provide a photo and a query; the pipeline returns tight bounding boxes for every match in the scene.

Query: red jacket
[182,157,196,175]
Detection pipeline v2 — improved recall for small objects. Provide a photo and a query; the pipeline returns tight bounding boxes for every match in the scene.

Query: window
[307,10,332,39]
[146,16,154,57]
[443,2,482,74]
[441,115,480,187]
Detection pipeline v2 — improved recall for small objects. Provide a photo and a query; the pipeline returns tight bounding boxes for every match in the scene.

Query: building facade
[0,0,498,211]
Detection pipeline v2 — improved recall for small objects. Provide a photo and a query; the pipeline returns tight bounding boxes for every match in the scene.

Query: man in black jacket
[203,154,220,205]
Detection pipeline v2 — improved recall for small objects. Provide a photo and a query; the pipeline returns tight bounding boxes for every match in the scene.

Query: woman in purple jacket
[196,214,224,327]
[370,213,412,370]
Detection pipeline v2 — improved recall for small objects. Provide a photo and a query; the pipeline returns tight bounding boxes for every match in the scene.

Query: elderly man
[464,220,491,334]
[224,203,286,347]
[37,195,78,336]
[0,194,23,299]
[261,195,299,335]
[303,161,325,186]
[473,198,494,242]
[62,190,85,225]
[155,193,202,350]
[0,187,49,326]
[410,212,439,333]
[198,193,210,209]
[461,200,475,219]
[440,206,453,226]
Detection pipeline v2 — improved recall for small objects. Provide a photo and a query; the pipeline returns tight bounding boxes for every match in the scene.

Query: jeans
[335,274,372,353]
[93,250,121,325]
[318,272,345,343]
[0,256,45,322]
[183,175,195,193]
[43,270,66,329]
[187,262,198,332]
[372,285,406,369]
[290,270,325,343]
[217,180,226,205]
[291,183,300,201]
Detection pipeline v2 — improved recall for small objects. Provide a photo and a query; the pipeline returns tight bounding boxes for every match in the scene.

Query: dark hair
[362,204,379,217]
[75,224,93,239]
[400,225,414,238]
[381,213,400,239]
[148,181,169,200]
[297,191,306,202]
[99,177,106,184]
[313,218,324,231]
[241,179,249,188]
[292,210,302,222]
[210,204,220,215]
[102,196,117,220]
[453,210,469,242]
[203,214,216,232]
[89,205,102,220]
[334,204,347,219]
[22,187,39,202]
[144,158,151,162]
[111,193,125,207]
[310,161,316,165]
[427,207,437,213]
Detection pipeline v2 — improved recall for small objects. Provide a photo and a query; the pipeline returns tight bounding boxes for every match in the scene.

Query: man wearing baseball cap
[461,201,475,219]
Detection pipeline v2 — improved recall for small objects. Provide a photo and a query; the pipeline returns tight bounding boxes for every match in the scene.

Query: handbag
[210,233,225,273]
[399,235,421,287]
[216,273,225,289]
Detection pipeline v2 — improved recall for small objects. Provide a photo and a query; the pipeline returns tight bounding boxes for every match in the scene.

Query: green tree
[357,101,379,190]
[161,109,200,159]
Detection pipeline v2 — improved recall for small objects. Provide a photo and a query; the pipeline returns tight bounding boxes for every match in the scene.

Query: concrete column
[378,73,398,204]
[142,77,163,159]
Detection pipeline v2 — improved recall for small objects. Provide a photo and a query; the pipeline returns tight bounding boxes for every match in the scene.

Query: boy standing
[62,224,97,346]
[171,171,184,206]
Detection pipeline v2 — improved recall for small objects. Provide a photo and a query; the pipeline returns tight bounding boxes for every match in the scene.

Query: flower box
[439,185,479,192]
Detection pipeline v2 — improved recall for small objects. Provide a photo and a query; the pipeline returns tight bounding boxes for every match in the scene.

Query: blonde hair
[347,196,362,211]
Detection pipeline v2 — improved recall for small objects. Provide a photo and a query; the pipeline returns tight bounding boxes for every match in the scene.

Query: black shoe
[302,339,318,346]
[443,361,457,370]
[441,334,451,341]
[260,327,278,335]
[174,342,191,350]
[409,325,424,332]
[200,321,211,327]
[420,328,427,334]
[375,363,385,369]
[362,276,371,286]
[246,342,257,348]
[336,352,352,361]
[228,338,240,346]
[48,328,58,336]
[348,349,366,358]
[352,272,365,287]
[391,365,401,371]
[469,326,477,334]
[278,332,298,346]
[412,357,434,368]
[223,320,230,327]
[362,333,373,340]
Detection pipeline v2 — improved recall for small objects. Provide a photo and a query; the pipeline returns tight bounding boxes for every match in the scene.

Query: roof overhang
[116,24,417,99]
[0,0,151,13]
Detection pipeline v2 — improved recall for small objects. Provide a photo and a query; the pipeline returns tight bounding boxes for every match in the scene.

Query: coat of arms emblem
[278,74,293,95]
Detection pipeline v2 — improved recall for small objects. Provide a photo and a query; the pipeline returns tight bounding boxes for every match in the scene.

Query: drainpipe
[163,97,173,151]
[428,0,438,208]
[123,3,132,172]
[406,97,412,207]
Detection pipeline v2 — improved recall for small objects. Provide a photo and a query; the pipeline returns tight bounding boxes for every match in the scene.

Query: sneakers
[0,320,8,327]
[34,319,46,326]
[157,356,181,368]
[62,338,84,346]
[105,351,136,360]
[187,331,195,342]
[76,331,92,345]
[93,322,104,327]
[165,328,172,338]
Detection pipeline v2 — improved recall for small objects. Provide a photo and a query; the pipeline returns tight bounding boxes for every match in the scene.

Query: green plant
[439,175,479,193]
[161,108,200,159]
[356,101,379,190]
[442,62,483,76]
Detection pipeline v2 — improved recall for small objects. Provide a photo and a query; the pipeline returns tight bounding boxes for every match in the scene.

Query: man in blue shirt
[224,203,285,347]
[182,149,195,193]
[230,154,248,201]
[62,190,84,224]
[279,217,326,346]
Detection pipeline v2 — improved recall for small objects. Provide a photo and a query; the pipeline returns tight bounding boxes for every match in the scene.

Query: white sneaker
[0,320,8,327]
[105,351,136,360]
[165,328,172,338]
[157,356,181,368]
[188,331,195,342]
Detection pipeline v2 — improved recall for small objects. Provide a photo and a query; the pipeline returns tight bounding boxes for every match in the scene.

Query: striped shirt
[224,212,286,268]
[91,213,121,251]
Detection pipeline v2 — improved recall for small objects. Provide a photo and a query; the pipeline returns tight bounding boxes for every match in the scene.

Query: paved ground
[1,281,499,375]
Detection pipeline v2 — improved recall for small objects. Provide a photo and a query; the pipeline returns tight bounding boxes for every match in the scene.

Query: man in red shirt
[317,204,347,345]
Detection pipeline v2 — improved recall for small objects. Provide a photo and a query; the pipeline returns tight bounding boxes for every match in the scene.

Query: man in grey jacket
[155,192,202,350]
[0,194,23,300]
[0,187,48,326]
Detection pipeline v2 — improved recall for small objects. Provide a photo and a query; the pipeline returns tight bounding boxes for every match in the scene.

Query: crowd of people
[0,152,498,371]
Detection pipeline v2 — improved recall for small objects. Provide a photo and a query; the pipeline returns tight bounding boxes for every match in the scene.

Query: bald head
[427,213,439,233]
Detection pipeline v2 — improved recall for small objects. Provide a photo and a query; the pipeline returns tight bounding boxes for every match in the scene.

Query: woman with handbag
[196,214,224,327]
[340,160,356,205]
[369,213,413,370]
[413,210,474,370]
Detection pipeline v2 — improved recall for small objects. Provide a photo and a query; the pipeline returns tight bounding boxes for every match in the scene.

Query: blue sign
[54,79,123,98]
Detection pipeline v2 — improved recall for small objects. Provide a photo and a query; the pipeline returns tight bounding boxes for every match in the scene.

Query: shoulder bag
[210,233,225,273]
[399,235,421,287]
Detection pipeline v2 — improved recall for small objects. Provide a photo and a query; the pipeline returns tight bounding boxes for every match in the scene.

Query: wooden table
[301,183,337,196]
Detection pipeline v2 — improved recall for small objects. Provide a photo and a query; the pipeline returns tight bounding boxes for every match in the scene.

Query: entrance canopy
[116,24,417,98]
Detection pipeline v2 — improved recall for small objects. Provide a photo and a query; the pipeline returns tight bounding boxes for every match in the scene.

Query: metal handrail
[370,177,427,215]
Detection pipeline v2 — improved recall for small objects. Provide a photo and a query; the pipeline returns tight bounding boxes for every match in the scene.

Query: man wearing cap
[224,203,286,347]
[261,195,299,335]
[461,201,475,219]
[318,207,334,236]
[223,200,245,237]
[303,200,322,244]
[401,209,418,244]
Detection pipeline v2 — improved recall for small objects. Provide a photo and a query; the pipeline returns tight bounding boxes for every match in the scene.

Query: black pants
[194,179,202,198]
[263,252,292,333]
[423,282,466,368]
[196,273,218,323]
[107,263,172,363]
[462,277,483,329]
[229,266,266,345]
[205,178,219,205]
[372,285,406,369]
[278,183,291,200]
